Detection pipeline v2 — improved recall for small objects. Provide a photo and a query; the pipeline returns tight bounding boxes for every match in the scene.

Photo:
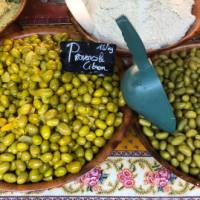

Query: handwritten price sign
[60,41,116,76]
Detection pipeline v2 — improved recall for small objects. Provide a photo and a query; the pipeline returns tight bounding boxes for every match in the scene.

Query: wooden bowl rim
[0,28,133,191]
[70,0,200,56]
[135,42,200,187]
[0,0,27,34]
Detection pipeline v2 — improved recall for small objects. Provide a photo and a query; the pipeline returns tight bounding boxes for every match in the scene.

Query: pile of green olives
[0,33,125,184]
[139,47,200,178]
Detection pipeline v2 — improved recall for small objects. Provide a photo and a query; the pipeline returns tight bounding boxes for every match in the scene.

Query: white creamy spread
[82,0,195,49]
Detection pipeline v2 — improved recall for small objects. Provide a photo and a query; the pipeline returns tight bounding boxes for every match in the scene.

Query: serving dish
[69,0,200,55]
[133,43,200,186]
[0,0,27,34]
[0,28,133,191]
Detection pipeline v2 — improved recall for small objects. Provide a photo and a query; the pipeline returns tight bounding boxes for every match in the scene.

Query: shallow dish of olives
[0,28,132,191]
[134,44,200,186]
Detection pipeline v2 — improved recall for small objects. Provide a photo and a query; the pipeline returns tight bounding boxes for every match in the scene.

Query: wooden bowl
[0,28,133,191]
[70,0,200,55]
[0,0,27,34]
[133,43,200,186]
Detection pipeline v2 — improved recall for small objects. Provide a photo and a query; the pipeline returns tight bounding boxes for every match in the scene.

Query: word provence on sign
[60,41,116,76]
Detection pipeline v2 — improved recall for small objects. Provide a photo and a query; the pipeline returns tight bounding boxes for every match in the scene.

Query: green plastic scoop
[116,15,176,133]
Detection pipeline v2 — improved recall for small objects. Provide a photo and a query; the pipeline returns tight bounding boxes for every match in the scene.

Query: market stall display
[0,0,200,195]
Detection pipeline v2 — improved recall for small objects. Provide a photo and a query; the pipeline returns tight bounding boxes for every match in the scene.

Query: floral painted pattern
[0,151,199,199]
[79,167,108,192]
[117,168,135,188]
[144,166,176,192]
[62,153,192,196]
[69,157,178,195]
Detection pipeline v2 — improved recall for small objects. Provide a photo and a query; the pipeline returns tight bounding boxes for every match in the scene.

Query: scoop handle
[116,15,150,71]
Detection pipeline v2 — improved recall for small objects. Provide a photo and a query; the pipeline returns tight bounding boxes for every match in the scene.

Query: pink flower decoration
[122,169,133,178]
[158,177,169,188]
[123,179,135,188]
[80,167,102,187]
[80,173,90,185]
[157,167,171,180]
[117,172,125,182]
[144,168,171,188]
[144,171,156,185]
[88,178,99,187]
[144,171,151,184]
[90,168,101,178]
[153,173,162,186]
[117,169,135,188]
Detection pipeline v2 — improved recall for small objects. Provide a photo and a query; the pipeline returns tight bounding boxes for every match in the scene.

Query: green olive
[29,114,40,125]
[95,119,107,130]
[21,151,31,161]
[61,153,73,163]
[18,104,32,115]
[17,172,28,184]
[2,133,15,146]
[3,173,16,183]
[77,137,86,146]
[41,125,51,140]
[40,140,50,154]
[32,135,42,146]
[30,145,40,158]
[79,126,90,137]
[54,167,67,177]
[16,143,29,152]
[0,162,10,174]
[26,124,38,135]
[72,120,82,132]
[95,129,104,137]
[15,160,26,172]
[47,118,59,127]
[28,159,43,169]
[106,113,115,126]
[86,132,96,141]
[94,137,106,147]
[85,149,93,161]
[67,161,82,174]
[58,135,71,146]
[57,123,71,135]
[40,153,53,163]
[143,127,154,137]
[29,169,43,183]
[44,109,58,120]
[44,168,53,178]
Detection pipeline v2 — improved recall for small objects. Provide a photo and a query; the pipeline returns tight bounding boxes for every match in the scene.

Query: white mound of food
[82,0,196,50]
